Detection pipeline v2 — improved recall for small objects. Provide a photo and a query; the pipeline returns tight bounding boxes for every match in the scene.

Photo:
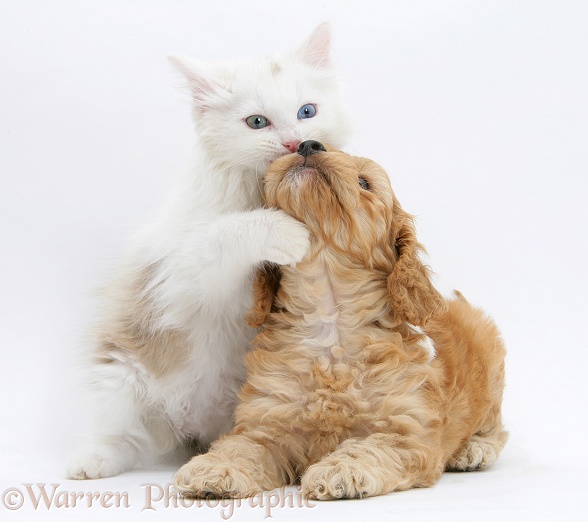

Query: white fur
[67,24,351,479]
[408,324,437,360]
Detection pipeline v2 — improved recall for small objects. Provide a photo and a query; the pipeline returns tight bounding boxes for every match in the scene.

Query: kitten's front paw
[264,210,310,266]
[174,454,262,499]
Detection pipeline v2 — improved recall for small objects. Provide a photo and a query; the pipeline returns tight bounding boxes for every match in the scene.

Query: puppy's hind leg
[446,407,508,471]
[446,433,508,472]
[442,292,508,471]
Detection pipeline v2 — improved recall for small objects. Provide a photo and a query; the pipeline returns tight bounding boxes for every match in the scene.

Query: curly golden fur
[174,144,508,500]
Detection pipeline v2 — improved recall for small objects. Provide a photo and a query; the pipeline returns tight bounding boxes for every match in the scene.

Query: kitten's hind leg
[67,437,142,480]
[67,418,179,479]
[66,360,172,479]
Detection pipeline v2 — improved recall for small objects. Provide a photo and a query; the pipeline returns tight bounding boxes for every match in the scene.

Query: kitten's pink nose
[282,141,301,153]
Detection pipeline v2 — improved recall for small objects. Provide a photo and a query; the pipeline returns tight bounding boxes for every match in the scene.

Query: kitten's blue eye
[246,115,270,129]
[297,104,317,119]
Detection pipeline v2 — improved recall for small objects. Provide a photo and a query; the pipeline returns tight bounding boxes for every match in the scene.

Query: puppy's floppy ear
[387,198,446,326]
[246,263,282,328]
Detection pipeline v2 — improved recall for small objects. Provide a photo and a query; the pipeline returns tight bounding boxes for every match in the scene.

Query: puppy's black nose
[297,140,326,157]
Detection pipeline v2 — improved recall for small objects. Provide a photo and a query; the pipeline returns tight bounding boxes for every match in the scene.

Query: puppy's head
[264,141,394,260]
[261,141,445,326]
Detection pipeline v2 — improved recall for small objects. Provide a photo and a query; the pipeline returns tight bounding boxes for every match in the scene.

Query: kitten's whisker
[214,151,260,177]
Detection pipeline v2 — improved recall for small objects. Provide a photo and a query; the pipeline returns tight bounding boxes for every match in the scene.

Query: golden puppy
[174,141,507,500]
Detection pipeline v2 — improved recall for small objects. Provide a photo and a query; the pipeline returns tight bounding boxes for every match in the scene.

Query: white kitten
[67,24,351,479]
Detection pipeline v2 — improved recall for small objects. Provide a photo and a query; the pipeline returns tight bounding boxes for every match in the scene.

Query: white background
[1,1,587,520]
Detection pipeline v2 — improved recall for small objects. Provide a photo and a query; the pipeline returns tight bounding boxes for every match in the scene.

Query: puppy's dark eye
[358,177,370,191]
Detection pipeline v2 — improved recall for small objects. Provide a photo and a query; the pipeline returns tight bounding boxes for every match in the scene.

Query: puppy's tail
[452,289,469,303]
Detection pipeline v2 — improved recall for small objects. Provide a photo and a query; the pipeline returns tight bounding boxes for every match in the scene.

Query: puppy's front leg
[173,433,288,498]
[302,433,443,500]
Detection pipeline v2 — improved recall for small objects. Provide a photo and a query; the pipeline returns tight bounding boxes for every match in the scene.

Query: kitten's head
[170,24,351,175]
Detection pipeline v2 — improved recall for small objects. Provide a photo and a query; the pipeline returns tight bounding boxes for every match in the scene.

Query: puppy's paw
[263,210,310,266]
[446,432,507,471]
[174,454,262,499]
[66,448,129,479]
[301,460,379,500]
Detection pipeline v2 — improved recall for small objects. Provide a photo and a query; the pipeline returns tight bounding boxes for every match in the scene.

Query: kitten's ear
[298,22,331,69]
[168,55,228,112]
